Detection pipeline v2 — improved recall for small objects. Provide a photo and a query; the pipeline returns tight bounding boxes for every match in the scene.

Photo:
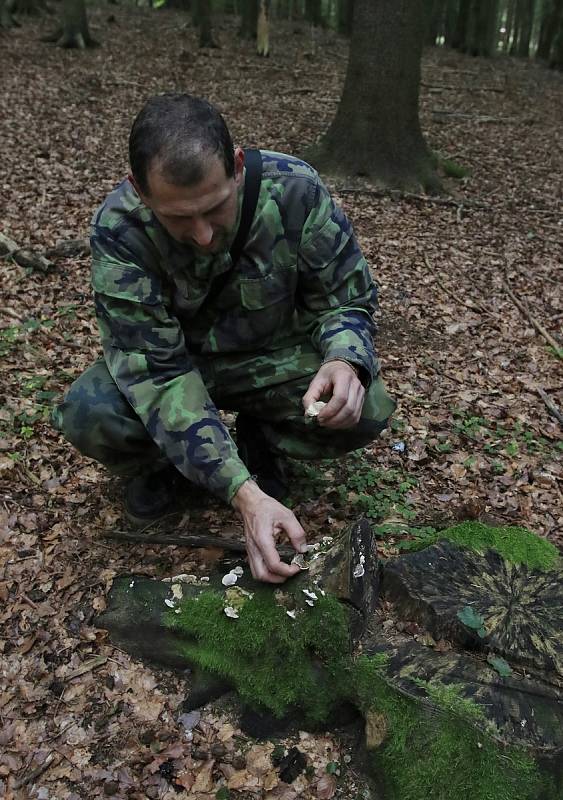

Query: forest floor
[1,6,562,800]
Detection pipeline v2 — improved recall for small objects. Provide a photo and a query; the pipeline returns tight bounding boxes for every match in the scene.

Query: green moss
[404,521,559,571]
[167,589,351,722]
[440,158,470,179]
[353,656,550,800]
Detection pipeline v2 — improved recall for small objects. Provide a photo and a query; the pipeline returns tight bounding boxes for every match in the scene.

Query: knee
[52,370,130,455]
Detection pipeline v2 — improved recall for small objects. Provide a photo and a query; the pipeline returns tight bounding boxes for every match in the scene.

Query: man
[53,94,395,584]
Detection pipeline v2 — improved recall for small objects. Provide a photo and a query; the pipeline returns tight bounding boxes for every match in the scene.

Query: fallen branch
[335,187,491,210]
[432,110,510,124]
[422,82,505,93]
[0,233,90,273]
[104,527,294,558]
[13,753,61,790]
[536,388,563,426]
[503,264,561,354]
[280,86,316,95]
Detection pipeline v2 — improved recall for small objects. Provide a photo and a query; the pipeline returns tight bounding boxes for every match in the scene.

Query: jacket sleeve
[296,178,379,384]
[91,231,251,503]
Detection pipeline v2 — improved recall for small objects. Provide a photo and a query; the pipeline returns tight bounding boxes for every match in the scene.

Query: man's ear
[233,147,245,186]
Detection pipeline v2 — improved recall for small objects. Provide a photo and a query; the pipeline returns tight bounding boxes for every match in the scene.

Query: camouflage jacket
[91,151,379,502]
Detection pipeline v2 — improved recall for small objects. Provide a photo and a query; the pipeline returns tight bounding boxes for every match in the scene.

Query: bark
[0,0,19,27]
[537,0,563,61]
[256,0,269,55]
[336,0,353,36]
[239,0,258,38]
[306,0,441,193]
[193,0,218,47]
[502,0,516,52]
[43,0,97,48]
[443,0,458,47]
[426,0,448,46]
[305,0,321,26]
[510,0,534,57]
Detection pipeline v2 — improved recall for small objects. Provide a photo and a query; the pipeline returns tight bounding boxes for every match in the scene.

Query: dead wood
[536,388,563,426]
[503,263,562,354]
[335,187,491,210]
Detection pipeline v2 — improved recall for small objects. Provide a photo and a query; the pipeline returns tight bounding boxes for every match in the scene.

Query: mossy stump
[97,519,562,800]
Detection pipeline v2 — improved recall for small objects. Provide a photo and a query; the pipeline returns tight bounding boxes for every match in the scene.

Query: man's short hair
[129,93,235,195]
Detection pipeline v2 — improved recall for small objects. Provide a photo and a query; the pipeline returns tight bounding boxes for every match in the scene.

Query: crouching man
[53,93,395,584]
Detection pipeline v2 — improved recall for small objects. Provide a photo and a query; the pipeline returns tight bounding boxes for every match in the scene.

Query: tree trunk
[239,0,258,38]
[537,0,563,61]
[443,0,458,47]
[43,0,97,48]
[306,0,441,193]
[502,0,516,52]
[305,0,321,26]
[336,0,353,36]
[0,0,19,27]
[451,0,471,49]
[510,0,534,57]
[257,0,269,55]
[550,13,563,67]
[469,0,499,57]
[426,0,448,46]
[516,0,534,57]
[193,0,218,47]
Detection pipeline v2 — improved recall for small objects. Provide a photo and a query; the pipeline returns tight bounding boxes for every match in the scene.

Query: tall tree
[192,0,218,47]
[510,0,535,57]
[43,0,97,48]
[257,0,270,55]
[307,0,441,192]
[0,0,18,28]
[336,0,354,35]
[239,0,258,38]
[537,0,563,60]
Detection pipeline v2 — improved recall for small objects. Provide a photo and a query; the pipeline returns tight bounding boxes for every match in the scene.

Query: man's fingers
[319,382,365,428]
[280,517,307,553]
[302,375,329,411]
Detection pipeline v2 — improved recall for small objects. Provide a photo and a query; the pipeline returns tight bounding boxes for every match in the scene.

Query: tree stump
[97,521,562,798]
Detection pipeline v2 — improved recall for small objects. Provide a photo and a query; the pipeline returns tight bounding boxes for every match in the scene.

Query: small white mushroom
[232,566,244,576]
[224,606,239,619]
[291,553,309,570]
[129,581,135,588]
[302,589,318,601]
[305,401,327,418]
[222,572,238,587]
[164,598,175,608]
[353,563,365,579]
[305,599,315,607]
[171,584,183,600]
[286,610,297,619]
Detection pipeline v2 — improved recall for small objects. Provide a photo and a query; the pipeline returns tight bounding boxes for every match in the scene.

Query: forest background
[1,0,562,798]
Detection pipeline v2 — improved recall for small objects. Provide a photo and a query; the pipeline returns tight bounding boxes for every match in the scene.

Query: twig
[422,82,504,93]
[536,388,563,426]
[65,655,108,680]
[13,752,61,790]
[280,86,316,95]
[503,264,561,354]
[431,110,509,124]
[335,187,491,210]
[432,273,497,321]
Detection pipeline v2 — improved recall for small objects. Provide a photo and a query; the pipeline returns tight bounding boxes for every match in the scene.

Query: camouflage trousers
[52,343,396,479]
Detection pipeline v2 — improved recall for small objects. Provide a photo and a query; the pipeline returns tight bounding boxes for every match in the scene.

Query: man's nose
[189,217,213,246]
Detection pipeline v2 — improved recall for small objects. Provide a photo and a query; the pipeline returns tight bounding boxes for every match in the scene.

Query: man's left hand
[302,360,365,429]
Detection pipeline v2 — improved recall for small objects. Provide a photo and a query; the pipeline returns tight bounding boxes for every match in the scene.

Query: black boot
[236,415,288,501]
[124,465,180,526]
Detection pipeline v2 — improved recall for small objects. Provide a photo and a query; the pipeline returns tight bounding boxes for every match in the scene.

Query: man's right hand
[231,479,307,583]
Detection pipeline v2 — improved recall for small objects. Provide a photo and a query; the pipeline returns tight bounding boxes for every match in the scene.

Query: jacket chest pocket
[238,269,296,341]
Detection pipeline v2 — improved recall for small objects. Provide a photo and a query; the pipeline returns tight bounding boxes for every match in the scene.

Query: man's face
[137,148,245,255]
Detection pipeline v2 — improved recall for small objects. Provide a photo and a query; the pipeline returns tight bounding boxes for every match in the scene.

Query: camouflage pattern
[54,151,395,502]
